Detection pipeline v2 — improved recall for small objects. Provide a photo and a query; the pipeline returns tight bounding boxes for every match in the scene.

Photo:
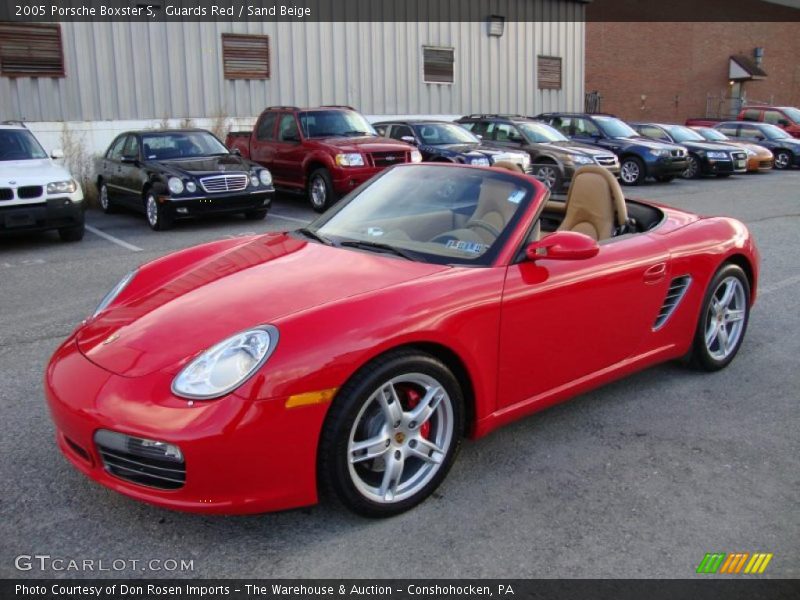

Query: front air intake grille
[594,155,617,166]
[0,188,12,201]
[368,151,409,167]
[199,174,248,194]
[654,275,692,330]
[18,185,43,199]
[94,429,185,490]
[670,149,686,158]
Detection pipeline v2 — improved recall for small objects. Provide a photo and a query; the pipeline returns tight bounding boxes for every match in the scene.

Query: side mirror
[401,135,418,146]
[50,148,64,159]
[121,155,137,163]
[754,135,765,141]
[525,231,600,261]
[231,147,242,156]
[476,134,483,140]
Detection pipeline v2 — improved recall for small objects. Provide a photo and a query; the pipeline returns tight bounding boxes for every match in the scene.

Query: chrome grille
[654,276,692,330]
[199,174,248,194]
[594,155,617,166]
[368,151,409,167]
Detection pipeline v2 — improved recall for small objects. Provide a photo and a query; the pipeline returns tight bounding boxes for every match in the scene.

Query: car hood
[144,155,256,177]
[735,142,773,156]
[313,136,412,153]
[536,141,615,157]
[614,136,685,151]
[76,233,448,377]
[0,158,71,186]
[681,141,741,152]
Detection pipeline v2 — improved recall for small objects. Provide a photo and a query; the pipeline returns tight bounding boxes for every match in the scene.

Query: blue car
[373,120,531,172]
[535,113,689,185]
[713,121,800,170]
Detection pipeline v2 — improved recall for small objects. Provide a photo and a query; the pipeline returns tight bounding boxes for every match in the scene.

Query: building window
[422,46,454,84]
[0,23,64,78]
[222,34,270,80]
[537,56,562,90]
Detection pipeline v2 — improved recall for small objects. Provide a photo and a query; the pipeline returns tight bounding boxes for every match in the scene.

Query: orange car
[690,126,773,172]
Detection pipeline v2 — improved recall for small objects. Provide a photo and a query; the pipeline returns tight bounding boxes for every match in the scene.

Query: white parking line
[85,225,143,252]
[270,212,310,225]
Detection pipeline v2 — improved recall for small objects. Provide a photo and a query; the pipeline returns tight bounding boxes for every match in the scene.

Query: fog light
[176,207,189,214]
[94,429,184,462]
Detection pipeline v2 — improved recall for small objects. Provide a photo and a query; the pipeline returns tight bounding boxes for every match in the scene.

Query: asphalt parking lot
[1,171,798,579]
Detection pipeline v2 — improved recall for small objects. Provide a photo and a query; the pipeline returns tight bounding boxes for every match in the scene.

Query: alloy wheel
[146,194,159,228]
[774,151,791,170]
[683,156,699,179]
[535,166,558,189]
[704,276,747,361]
[620,160,640,184]
[347,373,454,504]
[100,184,109,210]
[310,176,327,209]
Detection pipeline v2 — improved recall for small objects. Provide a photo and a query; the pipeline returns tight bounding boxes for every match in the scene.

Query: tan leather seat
[558,165,627,241]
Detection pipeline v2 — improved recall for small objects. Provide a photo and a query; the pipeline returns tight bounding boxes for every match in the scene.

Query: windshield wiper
[339,239,426,262]
[343,130,375,137]
[296,227,332,246]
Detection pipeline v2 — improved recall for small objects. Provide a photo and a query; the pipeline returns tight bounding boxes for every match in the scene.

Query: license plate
[5,213,35,228]
[736,160,746,169]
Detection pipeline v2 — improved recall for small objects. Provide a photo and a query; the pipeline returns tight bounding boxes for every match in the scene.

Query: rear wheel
[774,150,793,170]
[686,263,750,371]
[98,181,117,214]
[318,350,464,517]
[145,192,173,231]
[619,156,645,185]
[308,168,336,213]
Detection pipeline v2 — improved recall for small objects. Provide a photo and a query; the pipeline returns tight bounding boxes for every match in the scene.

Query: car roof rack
[2,119,27,127]
[462,113,527,119]
[318,105,356,110]
[265,106,300,111]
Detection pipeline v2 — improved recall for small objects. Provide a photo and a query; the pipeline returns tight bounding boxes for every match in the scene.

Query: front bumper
[331,166,389,195]
[163,189,273,217]
[699,156,748,175]
[747,156,773,172]
[45,338,327,514]
[0,195,84,234]
[646,155,689,177]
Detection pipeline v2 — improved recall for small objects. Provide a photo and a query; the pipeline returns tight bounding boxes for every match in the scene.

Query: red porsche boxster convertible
[45,163,758,517]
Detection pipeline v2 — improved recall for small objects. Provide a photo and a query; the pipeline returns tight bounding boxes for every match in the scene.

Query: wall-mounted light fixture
[487,15,505,37]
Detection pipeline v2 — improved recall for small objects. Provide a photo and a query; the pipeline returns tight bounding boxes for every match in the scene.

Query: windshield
[141,131,229,160]
[415,123,479,145]
[0,129,48,161]
[779,107,800,122]
[664,125,705,142]
[594,116,639,138]
[517,122,569,143]
[760,123,792,140]
[308,165,535,266]
[299,110,377,138]
[696,127,728,141]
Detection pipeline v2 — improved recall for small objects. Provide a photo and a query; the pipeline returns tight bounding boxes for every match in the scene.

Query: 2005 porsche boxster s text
[45,163,758,517]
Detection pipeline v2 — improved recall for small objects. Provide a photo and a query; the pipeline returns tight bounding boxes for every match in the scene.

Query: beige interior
[557,165,627,241]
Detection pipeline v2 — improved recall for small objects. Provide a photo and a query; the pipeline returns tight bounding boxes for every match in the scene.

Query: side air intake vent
[654,276,691,330]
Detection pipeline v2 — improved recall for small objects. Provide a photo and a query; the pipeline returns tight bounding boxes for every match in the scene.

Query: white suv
[0,123,85,241]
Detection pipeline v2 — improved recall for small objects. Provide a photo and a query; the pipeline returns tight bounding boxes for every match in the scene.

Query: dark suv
[535,113,688,185]
[455,114,619,190]
[373,119,531,172]
[227,106,421,211]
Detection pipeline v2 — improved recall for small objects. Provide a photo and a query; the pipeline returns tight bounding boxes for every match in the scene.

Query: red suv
[738,106,800,139]
[227,106,422,211]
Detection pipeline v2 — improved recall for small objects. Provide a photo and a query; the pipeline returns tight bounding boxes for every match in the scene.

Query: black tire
[307,168,336,213]
[98,181,117,214]
[244,208,268,221]
[774,149,793,170]
[655,174,675,183]
[318,350,465,517]
[145,191,173,231]
[619,156,646,185]
[58,223,85,242]
[716,173,732,178]
[682,154,701,180]
[686,263,751,372]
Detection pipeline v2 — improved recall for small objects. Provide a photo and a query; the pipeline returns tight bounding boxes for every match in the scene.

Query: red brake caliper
[404,387,430,439]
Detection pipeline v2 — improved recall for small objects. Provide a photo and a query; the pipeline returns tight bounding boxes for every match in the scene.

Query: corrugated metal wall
[0,4,585,122]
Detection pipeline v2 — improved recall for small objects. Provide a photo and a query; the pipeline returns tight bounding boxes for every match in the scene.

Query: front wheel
[533,163,560,190]
[145,192,173,231]
[307,168,336,213]
[686,263,751,371]
[682,155,701,179]
[318,351,464,517]
[774,150,793,170]
[619,156,645,185]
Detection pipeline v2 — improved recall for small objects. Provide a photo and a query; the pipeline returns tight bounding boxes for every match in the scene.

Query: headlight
[185,181,197,193]
[707,151,728,159]
[335,153,365,167]
[572,155,594,165]
[250,175,260,187]
[47,179,78,194]
[520,154,531,168]
[172,326,278,400]
[92,270,137,318]
[648,148,670,157]
[259,169,272,186]
[470,157,490,166]
[410,150,423,163]
[167,177,184,194]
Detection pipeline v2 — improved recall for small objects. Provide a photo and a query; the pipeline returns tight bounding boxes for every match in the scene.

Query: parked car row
[686,105,800,139]
[3,103,798,241]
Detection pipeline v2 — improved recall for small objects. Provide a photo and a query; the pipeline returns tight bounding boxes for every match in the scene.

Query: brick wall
[585,22,800,123]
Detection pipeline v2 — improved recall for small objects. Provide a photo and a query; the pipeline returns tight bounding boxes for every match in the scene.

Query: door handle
[643,262,667,284]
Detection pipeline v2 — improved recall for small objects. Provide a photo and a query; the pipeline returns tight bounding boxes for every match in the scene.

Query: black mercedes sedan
[372,120,531,172]
[96,129,274,230]
[630,122,748,179]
